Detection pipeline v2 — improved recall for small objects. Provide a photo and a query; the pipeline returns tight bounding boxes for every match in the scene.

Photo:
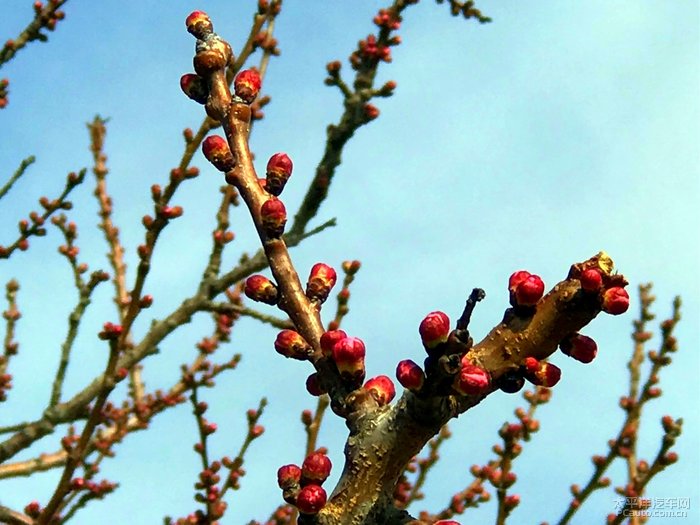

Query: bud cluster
[276,451,332,515]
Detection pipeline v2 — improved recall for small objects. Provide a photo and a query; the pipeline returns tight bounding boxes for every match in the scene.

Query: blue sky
[1,1,698,523]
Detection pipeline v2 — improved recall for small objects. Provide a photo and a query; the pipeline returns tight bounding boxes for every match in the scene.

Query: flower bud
[602,287,630,315]
[301,452,332,485]
[265,153,293,196]
[202,135,235,172]
[306,263,337,303]
[498,370,525,394]
[277,464,301,490]
[395,359,425,391]
[98,322,122,340]
[274,330,312,360]
[419,311,450,350]
[260,198,287,238]
[185,11,213,39]
[523,357,561,387]
[234,69,262,104]
[332,337,365,380]
[560,333,598,364]
[180,73,208,104]
[320,330,347,357]
[363,375,396,405]
[305,373,326,396]
[579,268,603,292]
[244,275,278,305]
[454,362,491,396]
[296,484,327,514]
[512,273,545,307]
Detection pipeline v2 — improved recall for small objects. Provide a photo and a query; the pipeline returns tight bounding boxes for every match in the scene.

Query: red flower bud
[202,135,235,172]
[277,464,301,490]
[180,73,208,104]
[305,373,327,396]
[523,357,561,387]
[395,359,425,391]
[332,337,365,379]
[98,322,122,340]
[579,268,603,292]
[274,330,312,360]
[508,270,531,293]
[512,273,545,307]
[341,260,362,275]
[265,153,293,196]
[363,375,396,405]
[602,286,630,315]
[419,311,450,349]
[296,484,327,514]
[434,521,461,525]
[454,362,491,396]
[234,69,262,104]
[320,329,347,357]
[560,334,598,364]
[306,263,337,303]
[244,275,278,305]
[260,198,287,238]
[301,452,332,485]
[185,11,213,39]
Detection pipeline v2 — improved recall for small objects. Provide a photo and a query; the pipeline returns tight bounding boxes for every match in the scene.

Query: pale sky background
[0,1,698,524]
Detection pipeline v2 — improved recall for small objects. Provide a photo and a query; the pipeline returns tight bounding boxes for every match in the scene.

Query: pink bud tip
[202,135,235,172]
[579,268,603,292]
[560,334,598,364]
[266,153,293,196]
[454,362,491,396]
[185,11,213,39]
[320,330,347,357]
[260,198,287,237]
[296,484,327,514]
[274,330,312,360]
[234,69,262,104]
[419,311,451,349]
[301,452,332,485]
[396,359,425,391]
[306,263,337,304]
[244,274,278,305]
[332,337,366,378]
[363,375,396,405]
[180,73,208,104]
[277,464,301,490]
[602,286,630,315]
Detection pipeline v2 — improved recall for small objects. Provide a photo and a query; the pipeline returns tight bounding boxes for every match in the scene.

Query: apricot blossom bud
[419,311,450,350]
[454,362,491,396]
[512,273,545,307]
[579,268,603,292]
[185,11,213,39]
[602,287,630,315]
[98,322,122,340]
[260,198,287,238]
[305,373,326,396]
[320,329,347,357]
[274,330,312,360]
[277,464,301,490]
[180,73,208,104]
[265,153,293,196]
[523,357,561,387]
[332,337,365,379]
[296,484,327,514]
[244,275,278,305]
[560,334,598,364]
[395,359,425,391]
[234,69,262,104]
[498,370,525,394]
[306,263,337,303]
[202,135,235,172]
[301,452,332,485]
[363,375,396,405]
